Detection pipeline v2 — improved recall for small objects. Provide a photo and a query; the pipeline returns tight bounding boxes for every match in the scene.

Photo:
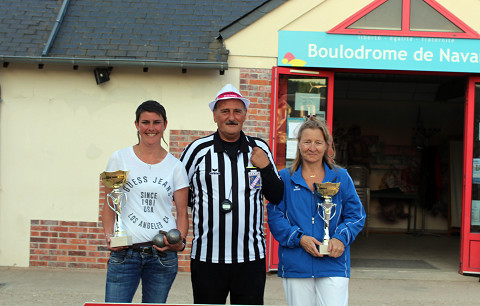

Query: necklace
[136,145,164,165]
[303,167,322,179]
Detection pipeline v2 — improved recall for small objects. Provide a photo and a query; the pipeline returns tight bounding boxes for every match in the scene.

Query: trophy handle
[106,189,127,217]
[317,201,337,229]
[330,204,337,220]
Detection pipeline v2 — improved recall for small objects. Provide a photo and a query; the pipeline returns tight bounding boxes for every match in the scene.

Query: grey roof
[0,0,287,69]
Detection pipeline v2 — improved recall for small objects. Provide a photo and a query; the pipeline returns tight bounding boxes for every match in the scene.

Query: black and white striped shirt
[180,131,281,264]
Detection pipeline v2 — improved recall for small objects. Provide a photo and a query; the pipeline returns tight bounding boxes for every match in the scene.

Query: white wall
[0,64,242,266]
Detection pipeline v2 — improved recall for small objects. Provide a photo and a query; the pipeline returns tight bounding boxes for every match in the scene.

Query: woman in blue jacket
[267,116,365,306]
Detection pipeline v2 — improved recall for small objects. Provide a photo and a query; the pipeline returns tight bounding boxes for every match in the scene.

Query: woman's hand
[299,235,323,257]
[153,235,186,252]
[105,235,129,252]
[327,238,345,258]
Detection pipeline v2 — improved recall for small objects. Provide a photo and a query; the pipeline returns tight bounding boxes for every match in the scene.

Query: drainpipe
[0,55,228,71]
[42,0,71,56]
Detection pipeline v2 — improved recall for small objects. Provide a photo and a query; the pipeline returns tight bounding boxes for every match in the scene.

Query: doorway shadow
[351,232,461,273]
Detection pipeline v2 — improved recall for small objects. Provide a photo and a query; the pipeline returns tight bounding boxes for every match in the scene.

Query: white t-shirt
[105,146,189,244]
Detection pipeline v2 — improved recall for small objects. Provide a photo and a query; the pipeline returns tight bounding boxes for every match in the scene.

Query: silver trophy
[100,170,132,248]
[313,182,340,255]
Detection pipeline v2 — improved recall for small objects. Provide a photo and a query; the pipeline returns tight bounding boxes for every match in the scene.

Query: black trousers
[190,258,266,305]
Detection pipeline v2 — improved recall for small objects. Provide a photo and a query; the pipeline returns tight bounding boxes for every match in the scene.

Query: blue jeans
[105,248,178,303]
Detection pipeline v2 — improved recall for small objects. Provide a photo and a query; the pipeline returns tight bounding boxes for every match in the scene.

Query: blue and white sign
[278,31,480,73]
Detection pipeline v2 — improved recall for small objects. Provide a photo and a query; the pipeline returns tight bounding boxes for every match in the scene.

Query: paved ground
[1,265,480,305]
[2,233,480,305]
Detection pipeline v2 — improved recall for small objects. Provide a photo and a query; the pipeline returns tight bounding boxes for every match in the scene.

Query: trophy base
[318,244,330,255]
[110,235,133,248]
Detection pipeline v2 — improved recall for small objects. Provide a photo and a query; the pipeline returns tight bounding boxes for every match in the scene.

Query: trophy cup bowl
[313,182,340,255]
[100,170,133,248]
[314,182,340,198]
[100,170,129,189]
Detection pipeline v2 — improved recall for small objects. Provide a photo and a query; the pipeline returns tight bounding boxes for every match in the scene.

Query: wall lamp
[94,67,110,85]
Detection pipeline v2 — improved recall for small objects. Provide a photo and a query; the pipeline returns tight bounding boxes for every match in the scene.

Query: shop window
[329,0,480,39]
[410,0,461,33]
[271,69,334,171]
[347,0,402,31]
[278,75,328,169]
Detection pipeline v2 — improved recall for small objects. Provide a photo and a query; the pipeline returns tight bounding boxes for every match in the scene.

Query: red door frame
[266,67,480,273]
[267,67,335,271]
[460,77,480,274]
[269,67,335,157]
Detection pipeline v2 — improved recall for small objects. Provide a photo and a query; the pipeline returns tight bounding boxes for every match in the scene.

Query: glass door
[270,67,334,171]
[461,77,480,274]
[267,67,334,271]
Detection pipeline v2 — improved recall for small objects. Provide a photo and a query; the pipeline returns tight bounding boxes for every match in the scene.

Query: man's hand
[250,147,270,169]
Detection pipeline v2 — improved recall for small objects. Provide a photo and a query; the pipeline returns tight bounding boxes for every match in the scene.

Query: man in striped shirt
[180,84,283,305]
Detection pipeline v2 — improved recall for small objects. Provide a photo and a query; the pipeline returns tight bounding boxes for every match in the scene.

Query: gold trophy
[100,170,132,248]
[313,182,340,255]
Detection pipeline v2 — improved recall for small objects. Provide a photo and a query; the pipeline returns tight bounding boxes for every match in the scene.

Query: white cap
[208,84,250,111]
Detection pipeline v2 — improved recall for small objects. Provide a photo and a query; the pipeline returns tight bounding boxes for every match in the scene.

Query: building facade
[2,0,480,275]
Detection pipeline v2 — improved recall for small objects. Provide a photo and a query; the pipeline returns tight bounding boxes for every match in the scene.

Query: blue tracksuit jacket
[267,163,366,278]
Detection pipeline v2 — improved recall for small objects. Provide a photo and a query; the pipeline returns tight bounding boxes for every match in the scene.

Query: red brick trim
[240,68,272,142]
[30,219,108,269]
[169,130,213,159]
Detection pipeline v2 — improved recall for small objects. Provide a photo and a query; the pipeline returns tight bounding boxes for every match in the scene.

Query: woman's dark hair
[135,100,168,145]
[135,100,167,123]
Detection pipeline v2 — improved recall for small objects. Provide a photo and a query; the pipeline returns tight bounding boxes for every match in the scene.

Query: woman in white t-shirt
[102,100,189,303]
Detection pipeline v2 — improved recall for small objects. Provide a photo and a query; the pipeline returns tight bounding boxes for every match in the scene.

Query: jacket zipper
[311,189,316,277]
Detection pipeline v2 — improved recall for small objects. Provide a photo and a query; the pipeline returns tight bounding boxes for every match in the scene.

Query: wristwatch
[179,238,187,252]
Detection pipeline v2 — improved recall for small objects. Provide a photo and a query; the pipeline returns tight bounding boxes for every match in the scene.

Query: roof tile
[0,0,285,68]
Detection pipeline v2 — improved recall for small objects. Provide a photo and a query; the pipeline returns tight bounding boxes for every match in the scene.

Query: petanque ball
[152,232,166,248]
[166,229,181,244]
